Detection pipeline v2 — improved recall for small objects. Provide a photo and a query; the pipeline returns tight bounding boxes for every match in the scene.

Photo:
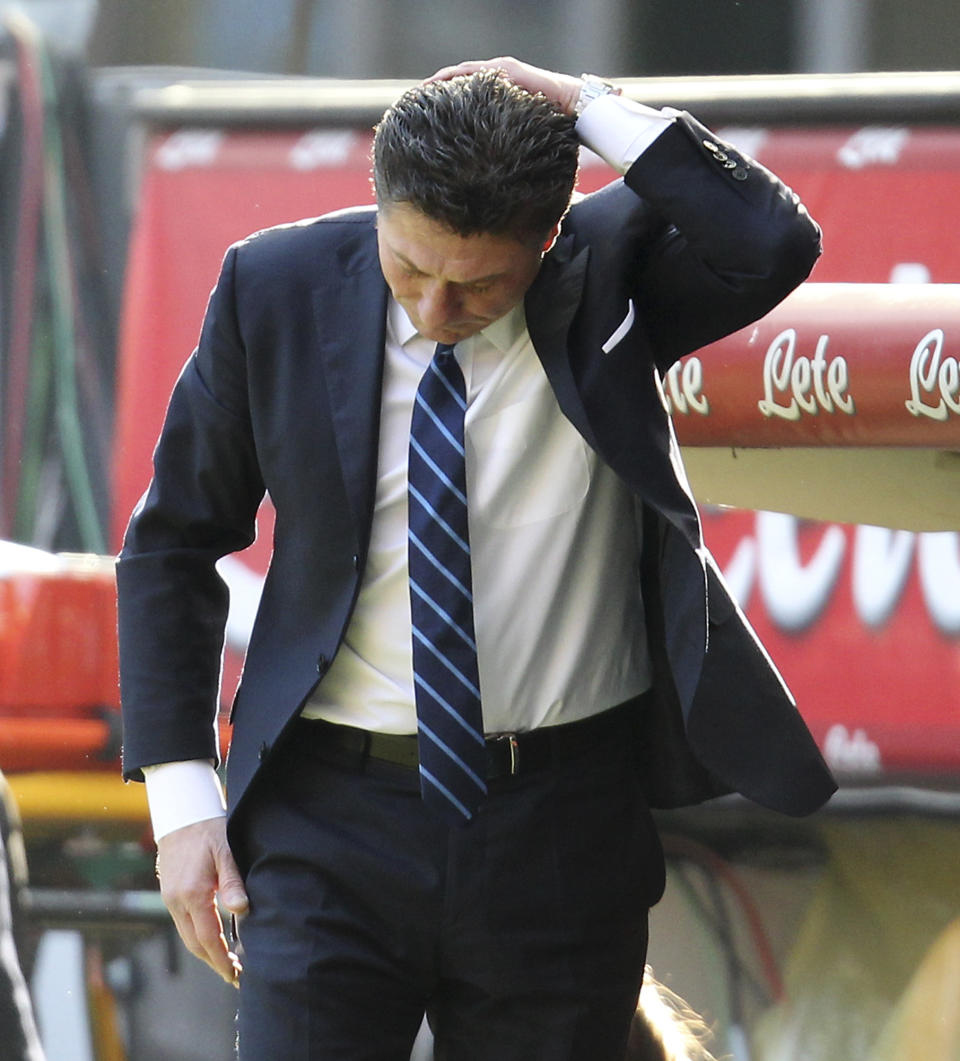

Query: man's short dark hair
[372,70,580,244]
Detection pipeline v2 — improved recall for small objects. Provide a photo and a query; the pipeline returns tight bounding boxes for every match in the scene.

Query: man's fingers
[424,57,581,115]
[424,59,499,83]
[163,880,240,985]
[189,903,242,986]
[215,846,250,916]
[156,818,246,986]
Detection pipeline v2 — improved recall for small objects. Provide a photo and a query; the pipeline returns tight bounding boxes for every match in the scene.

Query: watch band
[575,74,622,116]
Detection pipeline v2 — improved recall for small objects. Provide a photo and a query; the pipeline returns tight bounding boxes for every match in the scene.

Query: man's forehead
[378,205,535,281]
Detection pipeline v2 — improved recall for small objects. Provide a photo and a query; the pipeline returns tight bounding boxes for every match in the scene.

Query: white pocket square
[601,299,636,354]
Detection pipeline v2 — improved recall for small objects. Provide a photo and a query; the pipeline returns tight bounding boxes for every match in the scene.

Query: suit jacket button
[258,742,269,761]
[732,166,749,180]
[317,654,328,673]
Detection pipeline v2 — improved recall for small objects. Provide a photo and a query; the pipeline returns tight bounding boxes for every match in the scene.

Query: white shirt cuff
[142,760,227,841]
[576,92,676,174]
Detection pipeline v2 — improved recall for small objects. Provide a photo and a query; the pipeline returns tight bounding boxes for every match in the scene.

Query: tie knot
[434,342,456,364]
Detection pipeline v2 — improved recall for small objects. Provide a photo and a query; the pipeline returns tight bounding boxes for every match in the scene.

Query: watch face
[576,77,617,115]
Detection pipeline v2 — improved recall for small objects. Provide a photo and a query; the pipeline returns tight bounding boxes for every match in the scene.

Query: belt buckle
[493,733,520,776]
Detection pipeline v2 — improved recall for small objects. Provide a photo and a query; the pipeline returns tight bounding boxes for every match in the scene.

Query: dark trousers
[234,711,664,1060]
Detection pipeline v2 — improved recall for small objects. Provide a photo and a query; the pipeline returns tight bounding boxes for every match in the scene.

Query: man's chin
[422,324,486,344]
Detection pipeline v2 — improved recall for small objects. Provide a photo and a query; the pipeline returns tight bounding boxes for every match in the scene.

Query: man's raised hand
[425,56,583,116]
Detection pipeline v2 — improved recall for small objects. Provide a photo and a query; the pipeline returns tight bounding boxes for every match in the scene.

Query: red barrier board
[111,123,960,784]
[672,283,960,448]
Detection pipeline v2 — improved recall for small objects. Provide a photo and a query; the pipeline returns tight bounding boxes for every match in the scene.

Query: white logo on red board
[156,130,225,170]
[758,330,855,420]
[824,724,882,774]
[663,357,709,415]
[837,127,910,169]
[727,512,960,638]
[667,326,960,425]
[714,127,769,160]
[905,329,960,420]
[289,131,357,170]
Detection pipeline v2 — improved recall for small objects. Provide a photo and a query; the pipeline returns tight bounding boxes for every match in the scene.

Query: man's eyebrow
[393,249,508,286]
[461,272,508,286]
[393,250,426,274]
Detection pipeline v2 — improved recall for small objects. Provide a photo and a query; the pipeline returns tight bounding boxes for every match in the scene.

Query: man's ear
[541,222,561,254]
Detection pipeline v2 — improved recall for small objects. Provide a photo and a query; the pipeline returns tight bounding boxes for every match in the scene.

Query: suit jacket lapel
[524,234,600,451]
[312,225,388,546]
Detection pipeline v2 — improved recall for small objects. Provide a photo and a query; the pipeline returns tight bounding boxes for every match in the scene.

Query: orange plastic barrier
[0,543,233,779]
[0,716,232,775]
[0,718,119,772]
[0,546,118,715]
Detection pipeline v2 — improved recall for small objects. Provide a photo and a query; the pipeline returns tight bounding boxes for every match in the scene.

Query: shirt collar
[387,296,526,355]
[387,297,419,348]
[482,303,526,354]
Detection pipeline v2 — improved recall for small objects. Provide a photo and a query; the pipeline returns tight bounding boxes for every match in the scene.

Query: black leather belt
[296,693,648,781]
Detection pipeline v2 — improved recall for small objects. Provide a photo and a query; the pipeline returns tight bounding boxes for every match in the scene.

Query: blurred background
[1,2,960,1059]
[80,0,960,77]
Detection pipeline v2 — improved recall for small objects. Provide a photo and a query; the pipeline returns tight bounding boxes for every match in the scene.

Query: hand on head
[425,56,583,116]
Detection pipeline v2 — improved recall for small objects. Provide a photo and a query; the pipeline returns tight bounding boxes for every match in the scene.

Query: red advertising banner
[111,122,960,784]
[673,283,960,448]
[703,508,960,780]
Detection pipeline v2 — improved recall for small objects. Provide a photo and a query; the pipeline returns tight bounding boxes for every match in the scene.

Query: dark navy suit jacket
[117,112,836,848]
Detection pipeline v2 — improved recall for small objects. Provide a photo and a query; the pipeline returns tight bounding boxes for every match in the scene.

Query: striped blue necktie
[408,343,487,824]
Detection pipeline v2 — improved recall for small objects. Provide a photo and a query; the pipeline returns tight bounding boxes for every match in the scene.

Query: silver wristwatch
[575,74,621,116]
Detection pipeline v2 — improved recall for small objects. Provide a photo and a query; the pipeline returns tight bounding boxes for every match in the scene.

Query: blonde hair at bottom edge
[626,967,720,1061]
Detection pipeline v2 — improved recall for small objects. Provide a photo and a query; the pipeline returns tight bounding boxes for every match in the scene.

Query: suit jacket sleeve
[544,112,835,815]
[116,243,265,780]
[623,111,822,369]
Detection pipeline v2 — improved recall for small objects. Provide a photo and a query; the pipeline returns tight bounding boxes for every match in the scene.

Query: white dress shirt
[303,298,651,733]
[144,91,674,840]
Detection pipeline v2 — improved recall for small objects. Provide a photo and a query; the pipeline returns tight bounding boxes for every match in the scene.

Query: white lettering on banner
[289,130,356,170]
[852,526,915,629]
[714,127,769,160]
[889,262,932,284]
[721,535,757,613]
[755,512,846,631]
[824,724,882,775]
[905,329,960,420]
[837,127,910,170]
[917,533,960,635]
[758,330,855,420]
[156,130,225,171]
[664,357,709,415]
[721,515,960,637]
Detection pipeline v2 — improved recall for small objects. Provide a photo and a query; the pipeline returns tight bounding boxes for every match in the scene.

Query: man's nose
[418,282,460,329]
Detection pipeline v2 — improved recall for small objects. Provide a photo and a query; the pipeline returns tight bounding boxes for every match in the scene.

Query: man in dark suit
[118,57,835,1059]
